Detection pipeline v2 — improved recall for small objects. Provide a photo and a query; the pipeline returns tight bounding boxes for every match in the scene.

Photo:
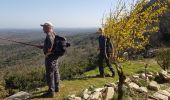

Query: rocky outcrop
[153,92,168,100]
[4,91,32,100]
[67,86,115,100]
[159,70,170,81]
[67,70,170,100]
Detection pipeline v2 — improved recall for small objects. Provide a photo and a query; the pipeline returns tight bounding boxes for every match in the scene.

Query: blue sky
[0,0,132,29]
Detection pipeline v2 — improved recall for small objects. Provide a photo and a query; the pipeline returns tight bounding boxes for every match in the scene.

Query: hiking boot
[42,91,55,98]
[55,87,59,92]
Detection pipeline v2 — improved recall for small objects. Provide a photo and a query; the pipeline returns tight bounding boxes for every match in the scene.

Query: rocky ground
[4,70,170,100]
[67,70,170,100]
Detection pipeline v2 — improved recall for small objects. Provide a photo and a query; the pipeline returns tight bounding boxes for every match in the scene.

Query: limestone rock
[153,92,168,100]
[94,88,104,92]
[140,73,146,79]
[82,89,90,99]
[159,70,170,81]
[128,82,140,90]
[137,87,148,93]
[74,97,81,100]
[166,88,170,93]
[147,72,154,75]
[4,91,32,100]
[158,90,170,100]
[83,93,89,100]
[132,74,140,79]
[148,81,160,91]
[89,91,102,100]
[103,87,114,100]
[125,77,131,84]
[68,95,81,100]
[68,95,76,99]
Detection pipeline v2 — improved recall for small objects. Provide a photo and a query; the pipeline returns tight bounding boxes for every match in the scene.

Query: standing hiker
[97,28,115,78]
[38,22,60,97]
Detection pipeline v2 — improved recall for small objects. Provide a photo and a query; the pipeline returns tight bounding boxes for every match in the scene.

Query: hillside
[0,30,100,99]
[0,32,99,80]
[0,29,169,100]
[31,59,162,100]
[0,27,169,100]
[1,0,170,100]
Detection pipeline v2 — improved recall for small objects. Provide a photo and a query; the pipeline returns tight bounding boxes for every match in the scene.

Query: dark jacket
[98,35,113,55]
[98,35,106,53]
[43,34,55,55]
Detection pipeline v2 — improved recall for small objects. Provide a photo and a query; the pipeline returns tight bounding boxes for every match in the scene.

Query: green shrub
[156,49,170,70]
[59,54,98,80]
[4,67,46,91]
[0,81,7,99]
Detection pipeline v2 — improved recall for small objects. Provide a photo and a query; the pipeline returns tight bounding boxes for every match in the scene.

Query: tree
[103,0,168,99]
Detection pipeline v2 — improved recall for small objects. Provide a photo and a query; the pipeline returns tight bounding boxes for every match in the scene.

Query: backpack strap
[55,35,66,41]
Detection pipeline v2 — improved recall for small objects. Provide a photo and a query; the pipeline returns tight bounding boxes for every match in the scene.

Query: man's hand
[66,42,71,47]
[45,52,52,58]
[36,45,43,49]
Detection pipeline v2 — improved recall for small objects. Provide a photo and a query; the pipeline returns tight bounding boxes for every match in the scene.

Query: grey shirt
[43,33,55,55]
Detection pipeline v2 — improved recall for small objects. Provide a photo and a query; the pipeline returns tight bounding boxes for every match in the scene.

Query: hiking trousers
[45,56,60,92]
[98,52,115,76]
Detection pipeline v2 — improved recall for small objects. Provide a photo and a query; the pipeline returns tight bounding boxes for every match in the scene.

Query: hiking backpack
[52,35,70,57]
[106,38,113,54]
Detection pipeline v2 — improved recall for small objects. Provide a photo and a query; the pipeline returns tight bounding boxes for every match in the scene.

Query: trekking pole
[0,37,41,48]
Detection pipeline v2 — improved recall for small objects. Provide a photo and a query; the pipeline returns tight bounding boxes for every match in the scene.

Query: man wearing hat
[39,22,60,97]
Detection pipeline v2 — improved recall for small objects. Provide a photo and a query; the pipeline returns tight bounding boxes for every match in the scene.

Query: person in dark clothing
[97,28,115,78]
[38,22,60,98]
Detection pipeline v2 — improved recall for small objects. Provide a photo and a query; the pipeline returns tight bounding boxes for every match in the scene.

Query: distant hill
[0,31,99,80]
[0,28,97,45]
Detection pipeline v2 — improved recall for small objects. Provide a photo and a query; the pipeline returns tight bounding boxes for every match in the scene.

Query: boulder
[4,91,32,100]
[67,95,81,100]
[73,97,81,100]
[140,73,146,79]
[125,77,131,84]
[166,88,170,93]
[83,93,90,100]
[132,74,140,79]
[153,92,168,100]
[82,89,90,99]
[89,91,102,100]
[159,70,170,81]
[128,82,140,90]
[94,88,104,92]
[148,81,160,91]
[67,95,76,100]
[137,87,148,93]
[148,95,159,100]
[103,87,115,100]
[158,90,170,100]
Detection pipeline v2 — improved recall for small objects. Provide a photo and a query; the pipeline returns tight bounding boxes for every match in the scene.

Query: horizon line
[0,27,99,30]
